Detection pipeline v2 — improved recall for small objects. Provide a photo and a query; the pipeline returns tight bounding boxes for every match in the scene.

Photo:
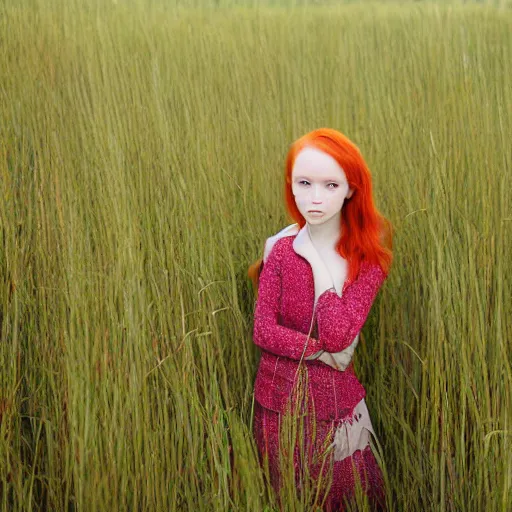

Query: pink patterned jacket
[253,233,387,421]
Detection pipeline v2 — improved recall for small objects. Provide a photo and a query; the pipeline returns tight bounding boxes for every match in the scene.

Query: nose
[311,184,323,203]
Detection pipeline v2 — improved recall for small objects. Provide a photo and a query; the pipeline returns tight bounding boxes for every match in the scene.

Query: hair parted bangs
[284,128,393,281]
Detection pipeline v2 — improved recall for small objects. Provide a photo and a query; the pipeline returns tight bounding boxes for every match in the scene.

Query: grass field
[0,0,511,510]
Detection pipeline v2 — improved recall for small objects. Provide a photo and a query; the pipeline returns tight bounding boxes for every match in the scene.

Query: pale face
[291,146,353,225]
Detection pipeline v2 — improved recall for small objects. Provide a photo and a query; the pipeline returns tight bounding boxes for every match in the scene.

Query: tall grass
[0,0,510,510]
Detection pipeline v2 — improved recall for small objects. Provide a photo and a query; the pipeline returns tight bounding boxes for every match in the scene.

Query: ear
[346,187,354,199]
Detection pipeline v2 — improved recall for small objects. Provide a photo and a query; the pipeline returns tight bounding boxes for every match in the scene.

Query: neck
[306,211,341,250]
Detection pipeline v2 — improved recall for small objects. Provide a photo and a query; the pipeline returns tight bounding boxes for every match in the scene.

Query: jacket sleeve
[253,240,324,359]
[315,262,387,353]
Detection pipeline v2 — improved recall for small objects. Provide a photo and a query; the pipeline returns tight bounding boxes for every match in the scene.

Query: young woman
[249,128,392,510]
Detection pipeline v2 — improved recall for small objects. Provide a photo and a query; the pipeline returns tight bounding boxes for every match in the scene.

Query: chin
[306,216,326,224]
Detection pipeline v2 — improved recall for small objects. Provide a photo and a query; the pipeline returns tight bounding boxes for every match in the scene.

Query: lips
[308,210,323,213]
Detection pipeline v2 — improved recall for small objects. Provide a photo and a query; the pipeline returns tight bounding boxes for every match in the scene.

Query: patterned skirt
[253,398,385,511]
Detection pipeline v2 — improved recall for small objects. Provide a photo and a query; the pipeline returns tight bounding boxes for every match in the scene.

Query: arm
[248,224,299,298]
[253,240,323,360]
[315,263,387,353]
[317,334,360,370]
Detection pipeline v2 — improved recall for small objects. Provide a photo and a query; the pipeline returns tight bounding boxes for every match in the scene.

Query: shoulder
[263,223,299,262]
[358,260,388,286]
[264,236,294,266]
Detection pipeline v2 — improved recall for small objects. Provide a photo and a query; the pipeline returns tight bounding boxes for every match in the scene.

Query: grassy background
[0,0,511,510]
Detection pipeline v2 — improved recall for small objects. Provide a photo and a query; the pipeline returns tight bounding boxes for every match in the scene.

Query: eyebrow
[294,175,341,182]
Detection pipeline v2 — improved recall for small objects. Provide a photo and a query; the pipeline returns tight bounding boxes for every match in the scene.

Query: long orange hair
[285,128,393,281]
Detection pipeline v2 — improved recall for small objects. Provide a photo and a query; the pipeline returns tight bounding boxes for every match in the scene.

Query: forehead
[291,146,346,181]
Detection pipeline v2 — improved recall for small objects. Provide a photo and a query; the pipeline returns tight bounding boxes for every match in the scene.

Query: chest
[316,247,349,293]
[279,248,349,332]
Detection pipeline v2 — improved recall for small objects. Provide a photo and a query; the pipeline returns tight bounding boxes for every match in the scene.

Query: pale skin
[291,146,358,370]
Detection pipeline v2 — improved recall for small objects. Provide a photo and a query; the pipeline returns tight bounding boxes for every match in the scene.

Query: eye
[298,180,310,186]
[327,183,339,189]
